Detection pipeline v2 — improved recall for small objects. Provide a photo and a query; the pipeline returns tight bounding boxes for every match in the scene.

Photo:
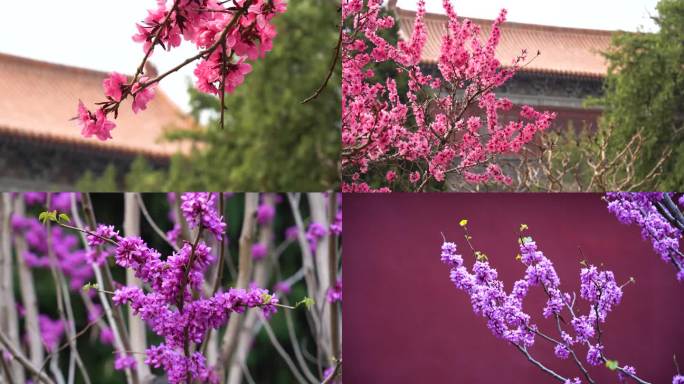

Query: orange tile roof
[393,7,614,78]
[0,52,193,159]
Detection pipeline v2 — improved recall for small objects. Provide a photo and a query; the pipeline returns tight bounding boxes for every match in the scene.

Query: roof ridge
[0,51,119,78]
[0,51,186,115]
[393,7,620,35]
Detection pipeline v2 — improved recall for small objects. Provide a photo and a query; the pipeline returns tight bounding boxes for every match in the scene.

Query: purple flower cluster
[180,193,227,240]
[146,345,216,383]
[87,224,118,247]
[38,314,65,352]
[306,222,327,252]
[440,232,639,382]
[606,192,684,281]
[285,226,299,241]
[114,353,137,371]
[109,233,278,383]
[251,243,268,260]
[112,237,216,304]
[330,193,343,235]
[24,192,79,212]
[256,202,275,225]
[327,279,343,303]
[11,215,93,290]
[579,265,622,322]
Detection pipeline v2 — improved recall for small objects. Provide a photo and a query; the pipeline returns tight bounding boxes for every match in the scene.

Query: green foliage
[127,0,341,191]
[599,0,684,189]
[76,164,119,192]
[38,210,69,225]
[295,296,315,310]
[124,156,167,191]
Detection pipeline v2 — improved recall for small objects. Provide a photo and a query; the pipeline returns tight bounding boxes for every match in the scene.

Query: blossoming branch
[606,192,684,281]
[76,0,286,141]
[439,220,681,384]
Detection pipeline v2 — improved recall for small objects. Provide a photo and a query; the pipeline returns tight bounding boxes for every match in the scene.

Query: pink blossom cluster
[440,231,651,383]
[77,0,286,141]
[341,0,556,191]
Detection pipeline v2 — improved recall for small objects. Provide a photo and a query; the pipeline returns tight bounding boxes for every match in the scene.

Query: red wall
[344,193,684,383]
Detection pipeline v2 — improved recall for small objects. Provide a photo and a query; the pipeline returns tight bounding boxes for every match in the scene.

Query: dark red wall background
[344,193,684,383]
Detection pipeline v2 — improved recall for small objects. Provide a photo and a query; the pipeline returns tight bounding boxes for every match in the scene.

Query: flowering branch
[606,193,684,281]
[439,221,665,383]
[76,0,286,140]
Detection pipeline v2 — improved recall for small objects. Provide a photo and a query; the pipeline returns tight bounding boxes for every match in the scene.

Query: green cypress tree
[600,0,684,189]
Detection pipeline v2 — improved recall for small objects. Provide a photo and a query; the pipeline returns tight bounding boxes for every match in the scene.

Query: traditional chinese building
[389,2,614,130]
[0,52,192,190]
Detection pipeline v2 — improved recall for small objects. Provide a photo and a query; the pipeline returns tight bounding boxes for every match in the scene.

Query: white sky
[0,0,660,111]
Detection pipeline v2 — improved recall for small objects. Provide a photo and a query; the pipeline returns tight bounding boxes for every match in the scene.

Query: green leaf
[261,293,273,304]
[58,213,70,223]
[605,359,619,370]
[82,282,98,292]
[296,297,315,310]
[38,211,48,224]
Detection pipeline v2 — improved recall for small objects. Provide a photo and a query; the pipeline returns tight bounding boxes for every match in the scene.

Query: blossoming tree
[0,192,341,384]
[341,0,556,191]
[76,0,286,140]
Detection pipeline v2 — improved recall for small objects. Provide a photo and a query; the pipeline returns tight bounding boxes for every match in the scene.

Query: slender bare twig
[78,194,137,384]
[124,194,150,381]
[212,194,227,295]
[13,198,44,381]
[512,343,566,382]
[256,313,308,384]
[326,193,341,363]
[44,195,90,384]
[0,329,55,384]
[0,349,15,384]
[302,21,342,104]
[135,193,180,252]
[320,359,342,384]
[1,194,22,382]
[219,193,258,382]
